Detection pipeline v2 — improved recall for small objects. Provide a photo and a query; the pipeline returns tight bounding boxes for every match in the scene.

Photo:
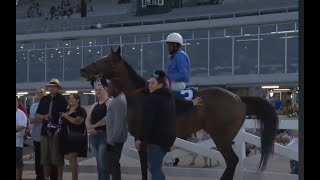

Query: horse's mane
[123,60,146,88]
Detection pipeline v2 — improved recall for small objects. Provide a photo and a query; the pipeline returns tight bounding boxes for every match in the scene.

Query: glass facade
[16,22,299,83]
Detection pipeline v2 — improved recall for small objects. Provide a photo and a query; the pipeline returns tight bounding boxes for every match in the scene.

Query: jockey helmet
[164,32,184,46]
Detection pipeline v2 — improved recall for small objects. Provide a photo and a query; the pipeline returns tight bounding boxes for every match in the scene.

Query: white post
[233,126,246,180]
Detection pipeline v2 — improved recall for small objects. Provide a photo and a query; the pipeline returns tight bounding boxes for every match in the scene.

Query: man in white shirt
[29,88,47,180]
[16,98,28,180]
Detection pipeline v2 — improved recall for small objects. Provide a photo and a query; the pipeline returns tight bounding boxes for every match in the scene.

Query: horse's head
[80,46,127,86]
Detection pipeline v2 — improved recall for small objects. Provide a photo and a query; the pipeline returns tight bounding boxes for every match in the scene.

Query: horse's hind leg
[217,143,239,180]
[138,142,148,180]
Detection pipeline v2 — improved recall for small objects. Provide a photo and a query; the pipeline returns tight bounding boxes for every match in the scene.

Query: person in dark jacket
[134,70,177,180]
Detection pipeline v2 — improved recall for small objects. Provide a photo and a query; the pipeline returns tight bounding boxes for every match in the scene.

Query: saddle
[172,87,198,115]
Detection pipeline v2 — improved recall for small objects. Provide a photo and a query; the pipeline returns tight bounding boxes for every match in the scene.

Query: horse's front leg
[138,141,148,180]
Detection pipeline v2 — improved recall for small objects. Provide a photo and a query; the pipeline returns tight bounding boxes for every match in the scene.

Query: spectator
[135,70,176,180]
[35,78,67,180]
[17,101,28,116]
[17,100,30,143]
[85,84,112,180]
[29,88,48,180]
[104,78,128,180]
[282,99,298,116]
[274,96,283,112]
[60,93,87,180]
[16,98,28,180]
[30,88,58,180]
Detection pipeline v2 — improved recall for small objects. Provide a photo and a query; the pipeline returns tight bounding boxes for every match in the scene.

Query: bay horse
[80,47,279,180]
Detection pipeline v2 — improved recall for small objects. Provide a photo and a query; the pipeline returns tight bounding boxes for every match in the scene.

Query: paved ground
[22,145,292,180]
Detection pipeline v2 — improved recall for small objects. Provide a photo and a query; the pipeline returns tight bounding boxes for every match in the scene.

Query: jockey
[164,32,190,91]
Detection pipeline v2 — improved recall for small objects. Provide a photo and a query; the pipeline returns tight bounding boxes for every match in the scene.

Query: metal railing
[16,6,298,35]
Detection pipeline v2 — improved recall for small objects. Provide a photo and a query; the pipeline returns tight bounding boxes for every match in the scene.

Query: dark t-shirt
[63,106,87,133]
[36,94,68,136]
[91,101,108,131]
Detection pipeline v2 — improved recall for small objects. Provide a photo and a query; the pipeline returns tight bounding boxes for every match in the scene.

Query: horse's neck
[123,69,146,93]
[123,78,144,94]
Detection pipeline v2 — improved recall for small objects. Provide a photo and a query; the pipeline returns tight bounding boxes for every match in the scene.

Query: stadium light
[261,86,279,89]
[17,92,28,95]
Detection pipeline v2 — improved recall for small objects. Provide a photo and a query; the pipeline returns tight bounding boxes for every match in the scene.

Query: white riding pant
[170,81,186,91]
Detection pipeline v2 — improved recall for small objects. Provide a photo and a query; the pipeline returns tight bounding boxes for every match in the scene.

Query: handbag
[66,125,86,145]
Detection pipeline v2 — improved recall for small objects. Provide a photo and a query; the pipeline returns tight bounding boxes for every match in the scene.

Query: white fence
[122,116,299,180]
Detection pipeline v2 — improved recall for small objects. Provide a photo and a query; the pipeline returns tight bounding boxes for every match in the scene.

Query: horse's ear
[116,46,121,55]
[111,47,114,53]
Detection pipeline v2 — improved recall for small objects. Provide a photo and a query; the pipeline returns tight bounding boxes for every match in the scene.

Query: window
[83,47,102,67]
[150,33,163,42]
[46,41,58,48]
[194,30,208,39]
[83,39,96,47]
[58,40,71,48]
[260,34,286,74]
[34,42,45,49]
[64,48,82,81]
[19,43,34,50]
[260,24,276,34]
[71,40,82,48]
[234,36,258,75]
[242,26,258,36]
[210,29,225,38]
[142,0,146,7]
[96,37,108,46]
[210,37,233,76]
[109,36,120,45]
[278,22,296,32]
[142,0,164,7]
[46,48,63,81]
[226,27,241,37]
[142,43,163,77]
[102,45,120,57]
[122,44,142,75]
[158,0,164,5]
[16,51,28,83]
[287,32,298,73]
[187,39,209,77]
[136,34,149,43]
[29,50,45,82]
[122,35,135,44]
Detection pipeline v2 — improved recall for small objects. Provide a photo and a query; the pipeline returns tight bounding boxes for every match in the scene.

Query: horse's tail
[240,96,279,172]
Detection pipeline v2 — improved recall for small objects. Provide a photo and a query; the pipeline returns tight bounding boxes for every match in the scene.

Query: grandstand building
[16,0,299,107]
